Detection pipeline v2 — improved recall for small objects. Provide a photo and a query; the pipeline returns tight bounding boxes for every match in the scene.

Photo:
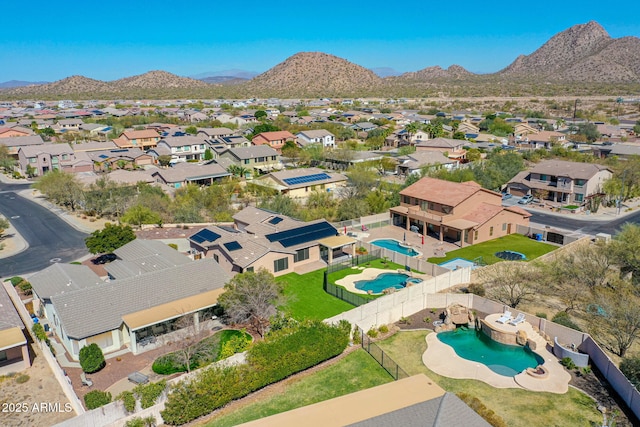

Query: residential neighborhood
[1,93,640,427]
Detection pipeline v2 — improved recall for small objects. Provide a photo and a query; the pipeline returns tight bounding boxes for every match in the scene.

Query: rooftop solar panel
[268,216,283,225]
[223,241,242,251]
[282,173,331,186]
[190,229,221,244]
[265,221,337,247]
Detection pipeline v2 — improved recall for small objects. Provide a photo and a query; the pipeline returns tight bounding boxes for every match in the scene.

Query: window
[0,350,7,362]
[474,230,478,240]
[29,158,36,163]
[575,179,586,186]
[200,144,205,150]
[274,257,288,272]
[271,156,277,160]
[245,267,254,273]
[257,157,265,162]
[490,226,494,236]
[502,223,507,231]
[244,159,250,164]
[62,154,68,160]
[540,174,547,181]
[294,248,309,263]
[575,193,584,202]
[213,254,219,263]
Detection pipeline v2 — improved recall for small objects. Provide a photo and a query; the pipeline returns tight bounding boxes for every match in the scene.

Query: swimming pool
[370,239,420,257]
[355,272,408,294]
[437,327,543,376]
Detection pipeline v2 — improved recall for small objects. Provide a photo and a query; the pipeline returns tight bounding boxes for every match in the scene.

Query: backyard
[376,330,605,427]
[428,234,558,265]
[197,349,393,427]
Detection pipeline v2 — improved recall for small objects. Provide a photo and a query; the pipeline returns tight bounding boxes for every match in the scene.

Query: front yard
[427,234,557,265]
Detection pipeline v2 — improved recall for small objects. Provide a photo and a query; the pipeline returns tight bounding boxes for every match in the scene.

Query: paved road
[529,210,640,235]
[0,190,89,277]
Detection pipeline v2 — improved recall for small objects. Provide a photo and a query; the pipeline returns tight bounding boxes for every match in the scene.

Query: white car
[518,195,534,205]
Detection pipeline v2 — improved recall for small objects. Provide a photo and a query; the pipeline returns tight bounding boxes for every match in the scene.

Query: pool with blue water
[437,327,543,376]
[370,239,420,257]
[354,272,409,294]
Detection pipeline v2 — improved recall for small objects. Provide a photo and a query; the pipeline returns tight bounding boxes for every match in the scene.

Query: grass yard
[428,233,557,265]
[200,349,394,427]
[277,269,354,320]
[376,331,602,427]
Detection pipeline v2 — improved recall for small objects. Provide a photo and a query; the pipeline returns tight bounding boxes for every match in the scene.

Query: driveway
[0,191,89,277]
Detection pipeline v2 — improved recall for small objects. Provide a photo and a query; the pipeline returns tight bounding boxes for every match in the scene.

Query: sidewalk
[519,198,640,222]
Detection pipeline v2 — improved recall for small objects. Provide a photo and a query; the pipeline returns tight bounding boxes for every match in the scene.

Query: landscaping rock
[527,338,537,351]
[516,329,528,346]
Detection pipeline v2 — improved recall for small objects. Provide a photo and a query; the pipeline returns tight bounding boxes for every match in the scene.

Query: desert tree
[218,269,284,337]
[608,223,640,285]
[166,313,214,373]
[479,261,540,309]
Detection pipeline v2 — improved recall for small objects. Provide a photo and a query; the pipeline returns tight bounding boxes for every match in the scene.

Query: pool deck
[423,313,571,393]
[335,267,431,295]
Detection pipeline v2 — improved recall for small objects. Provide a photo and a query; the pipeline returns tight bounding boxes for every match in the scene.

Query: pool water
[370,239,419,257]
[355,272,408,293]
[437,327,543,376]
[439,257,478,270]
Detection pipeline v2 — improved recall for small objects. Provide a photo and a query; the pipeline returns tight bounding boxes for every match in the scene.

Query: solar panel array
[223,241,242,251]
[266,221,337,248]
[282,173,331,186]
[268,216,283,225]
[191,229,221,244]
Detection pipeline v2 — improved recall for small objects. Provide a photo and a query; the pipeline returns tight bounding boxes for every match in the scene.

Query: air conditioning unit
[595,233,611,243]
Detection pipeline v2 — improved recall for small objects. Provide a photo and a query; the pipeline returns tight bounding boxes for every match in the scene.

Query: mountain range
[1,21,639,99]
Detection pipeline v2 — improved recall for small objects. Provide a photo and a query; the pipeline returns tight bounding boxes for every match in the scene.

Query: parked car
[518,195,534,205]
[502,193,513,200]
[92,253,117,265]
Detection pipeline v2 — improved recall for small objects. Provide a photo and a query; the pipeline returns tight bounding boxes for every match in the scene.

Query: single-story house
[189,206,354,276]
[0,285,30,375]
[29,240,230,359]
[151,161,231,188]
[86,148,154,171]
[252,167,348,200]
[396,151,459,176]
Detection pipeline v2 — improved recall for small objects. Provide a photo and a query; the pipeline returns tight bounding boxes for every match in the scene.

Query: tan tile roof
[400,177,483,206]
[528,160,610,180]
[461,203,504,228]
[253,131,296,141]
[122,129,160,139]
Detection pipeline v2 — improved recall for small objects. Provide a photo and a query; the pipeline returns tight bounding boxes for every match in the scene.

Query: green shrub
[168,243,178,250]
[398,316,412,325]
[352,327,362,345]
[84,390,112,410]
[32,323,47,341]
[15,374,30,384]
[18,281,32,295]
[560,357,576,370]
[536,312,548,319]
[79,343,106,373]
[552,312,582,332]
[134,380,166,409]
[219,333,252,359]
[125,416,156,427]
[457,392,507,427]
[367,328,379,338]
[152,354,190,375]
[161,320,349,425]
[117,390,136,413]
[9,276,24,286]
[378,324,389,334]
[466,283,486,297]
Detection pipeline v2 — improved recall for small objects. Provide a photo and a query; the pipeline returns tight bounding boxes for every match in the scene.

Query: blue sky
[2,1,639,82]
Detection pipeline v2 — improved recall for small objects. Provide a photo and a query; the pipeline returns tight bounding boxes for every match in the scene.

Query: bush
[535,312,548,319]
[9,276,24,286]
[466,283,486,297]
[551,312,582,332]
[15,374,30,384]
[84,390,112,410]
[352,327,362,345]
[152,354,190,375]
[367,328,379,338]
[79,343,106,373]
[134,380,166,409]
[161,320,349,425]
[32,323,47,342]
[560,357,576,370]
[219,333,252,359]
[168,243,178,250]
[117,390,136,413]
[18,281,32,295]
[457,392,507,427]
[125,416,156,427]
[378,324,389,334]
[621,357,640,389]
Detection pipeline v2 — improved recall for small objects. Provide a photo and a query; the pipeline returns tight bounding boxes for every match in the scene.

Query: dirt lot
[0,344,74,427]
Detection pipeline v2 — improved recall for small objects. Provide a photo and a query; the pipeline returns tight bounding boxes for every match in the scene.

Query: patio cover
[317,235,357,249]
[444,218,478,230]
[0,327,26,352]
[122,288,224,331]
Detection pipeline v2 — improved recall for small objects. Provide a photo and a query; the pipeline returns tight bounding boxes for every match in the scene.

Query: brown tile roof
[461,203,504,228]
[121,129,160,140]
[400,177,483,207]
[253,131,296,142]
[528,160,610,180]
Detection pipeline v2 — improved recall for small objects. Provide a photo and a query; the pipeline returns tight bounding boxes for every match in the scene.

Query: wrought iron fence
[357,327,409,381]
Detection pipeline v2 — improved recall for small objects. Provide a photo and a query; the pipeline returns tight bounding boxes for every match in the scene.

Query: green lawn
[376,331,601,427]
[427,234,557,265]
[277,269,354,320]
[201,349,394,427]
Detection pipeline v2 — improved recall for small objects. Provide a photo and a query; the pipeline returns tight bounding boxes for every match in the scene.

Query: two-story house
[0,135,44,160]
[53,118,83,133]
[505,160,612,205]
[252,131,296,153]
[150,136,208,163]
[390,177,530,247]
[18,143,93,176]
[296,129,335,148]
[217,145,281,173]
[112,129,161,150]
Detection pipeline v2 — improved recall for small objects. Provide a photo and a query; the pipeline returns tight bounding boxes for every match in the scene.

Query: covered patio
[390,206,477,247]
[318,235,357,264]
